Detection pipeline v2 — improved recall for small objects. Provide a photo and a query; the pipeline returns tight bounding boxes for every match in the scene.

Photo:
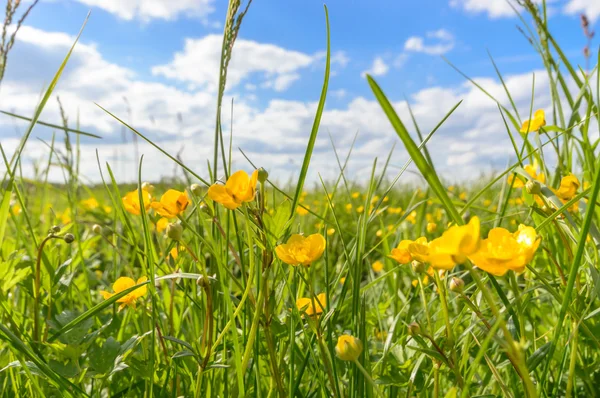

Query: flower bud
[199,202,213,217]
[141,182,155,194]
[411,260,425,274]
[408,322,421,337]
[257,167,269,183]
[335,334,363,361]
[92,224,103,235]
[50,225,61,234]
[63,233,75,244]
[166,222,183,241]
[190,183,203,197]
[449,277,464,293]
[525,180,541,195]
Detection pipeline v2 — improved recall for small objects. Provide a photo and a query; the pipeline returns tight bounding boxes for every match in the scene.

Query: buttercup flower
[151,189,189,218]
[207,170,258,210]
[80,197,99,210]
[296,205,310,216]
[554,174,580,201]
[372,260,384,273]
[389,239,419,264]
[100,276,148,311]
[520,109,546,133]
[296,293,327,317]
[156,217,169,233]
[275,233,326,266]
[509,161,546,188]
[122,189,152,215]
[469,224,540,276]
[335,334,363,361]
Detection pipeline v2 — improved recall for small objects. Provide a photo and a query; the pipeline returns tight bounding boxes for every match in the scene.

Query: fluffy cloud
[73,0,216,23]
[404,29,455,55]
[564,0,600,21]
[0,25,558,186]
[449,0,518,18]
[152,34,348,93]
[361,57,389,77]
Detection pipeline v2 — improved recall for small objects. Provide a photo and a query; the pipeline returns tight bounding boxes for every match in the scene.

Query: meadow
[1,0,600,397]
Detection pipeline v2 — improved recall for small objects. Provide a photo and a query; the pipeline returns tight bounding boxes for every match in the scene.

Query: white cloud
[152,35,319,92]
[0,25,562,185]
[564,0,600,22]
[361,56,389,77]
[73,0,216,23]
[404,29,455,55]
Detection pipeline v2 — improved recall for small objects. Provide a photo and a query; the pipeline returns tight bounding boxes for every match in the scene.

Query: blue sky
[1,0,598,183]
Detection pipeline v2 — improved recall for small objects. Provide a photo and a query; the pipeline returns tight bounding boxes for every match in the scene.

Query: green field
[1,1,600,397]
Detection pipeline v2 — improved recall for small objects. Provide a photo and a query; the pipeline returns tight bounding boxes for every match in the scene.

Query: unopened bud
[449,277,464,293]
[190,183,203,197]
[408,322,421,337]
[335,334,363,361]
[257,167,269,183]
[525,180,541,195]
[92,224,102,235]
[166,223,183,241]
[50,225,61,234]
[411,260,425,274]
[63,233,75,244]
[200,202,213,217]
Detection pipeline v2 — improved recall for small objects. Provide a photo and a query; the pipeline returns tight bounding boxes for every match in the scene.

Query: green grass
[1,1,600,397]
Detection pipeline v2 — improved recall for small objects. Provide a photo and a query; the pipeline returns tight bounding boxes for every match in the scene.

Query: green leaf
[366,75,462,224]
[88,337,121,374]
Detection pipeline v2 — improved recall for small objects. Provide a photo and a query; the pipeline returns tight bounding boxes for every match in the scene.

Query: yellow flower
[427,216,480,269]
[345,203,353,212]
[207,170,258,210]
[335,334,363,361]
[296,205,310,216]
[275,233,326,266]
[509,162,545,188]
[151,189,190,218]
[122,189,152,215]
[168,246,185,261]
[407,237,431,264]
[156,217,169,233]
[469,224,540,276]
[554,174,580,201]
[295,293,327,318]
[327,228,336,236]
[80,197,99,210]
[520,109,546,133]
[372,260,384,273]
[405,210,417,224]
[483,199,492,207]
[57,208,72,224]
[11,203,21,216]
[389,239,419,264]
[356,205,364,214]
[100,276,148,311]
[459,192,467,201]
[426,222,437,233]
[351,192,360,199]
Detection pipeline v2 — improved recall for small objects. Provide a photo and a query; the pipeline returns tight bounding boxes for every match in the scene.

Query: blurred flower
[296,205,310,216]
[335,334,363,361]
[296,293,327,318]
[151,189,190,218]
[509,161,545,188]
[156,217,169,233]
[207,170,258,210]
[469,224,540,276]
[389,239,418,264]
[275,233,326,266]
[459,192,467,201]
[372,260,384,273]
[80,197,99,210]
[100,276,148,311]
[351,192,360,199]
[11,203,21,216]
[426,222,437,233]
[520,109,546,133]
[122,189,152,215]
[405,210,417,224]
[554,174,580,201]
[356,205,364,214]
[345,203,353,212]
[327,228,336,236]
